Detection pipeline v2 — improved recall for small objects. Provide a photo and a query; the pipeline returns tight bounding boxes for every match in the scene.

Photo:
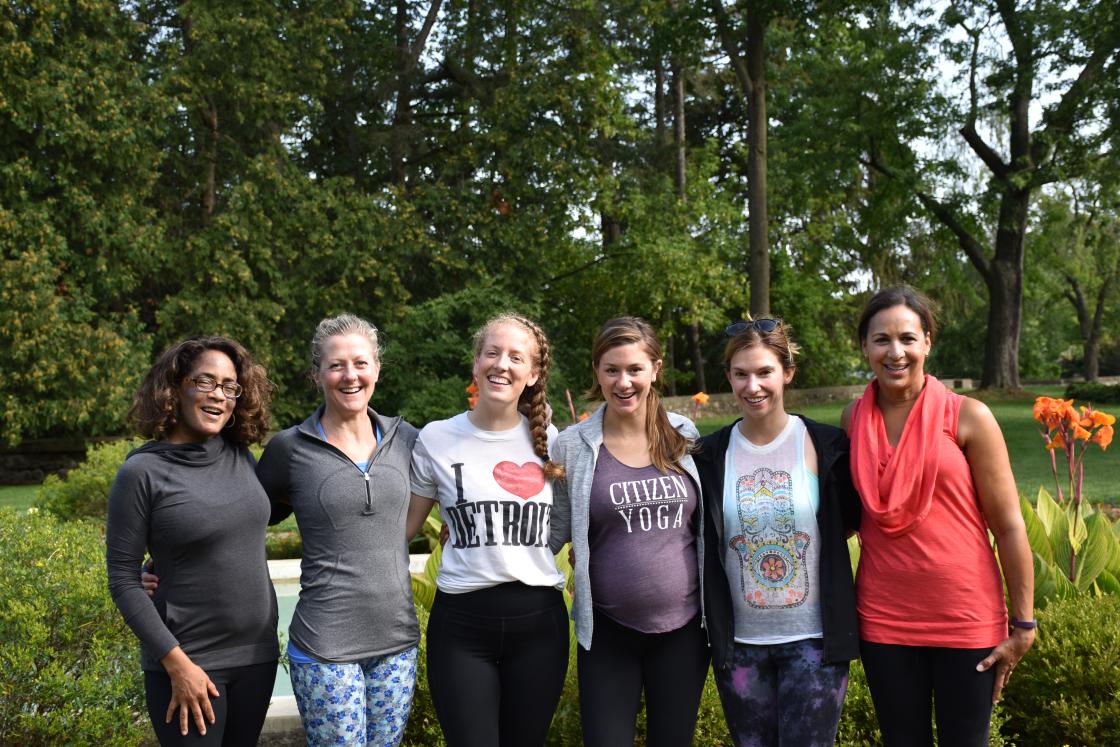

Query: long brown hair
[128,336,272,445]
[473,313,562,480]
[588,317,690,473]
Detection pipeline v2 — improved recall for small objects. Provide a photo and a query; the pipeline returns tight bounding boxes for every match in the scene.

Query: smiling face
[861,304,931,390]
[315,333,379,418]
[168,349,238,443]
[595,342,661,420]
[727,344,794,425]
[472,322,539,412]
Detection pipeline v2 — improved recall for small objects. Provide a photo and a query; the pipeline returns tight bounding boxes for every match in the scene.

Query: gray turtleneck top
[106,436,279,671]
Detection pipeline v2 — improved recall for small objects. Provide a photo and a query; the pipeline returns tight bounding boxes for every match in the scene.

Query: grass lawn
[0,485,37,510]
[696,386,1119,506]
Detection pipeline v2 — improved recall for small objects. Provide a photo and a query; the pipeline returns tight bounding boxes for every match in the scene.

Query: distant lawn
[696,386,1119,506]
[0,485,38,510]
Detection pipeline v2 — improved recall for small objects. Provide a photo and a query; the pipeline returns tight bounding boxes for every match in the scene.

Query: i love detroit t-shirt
[410,412,565,593]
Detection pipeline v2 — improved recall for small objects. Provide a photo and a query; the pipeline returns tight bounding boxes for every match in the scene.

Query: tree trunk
[390,0,411,186]
[746,6,769,317]
[663,306,677,396]
[687,321,707,392]
[980,187,1028,388]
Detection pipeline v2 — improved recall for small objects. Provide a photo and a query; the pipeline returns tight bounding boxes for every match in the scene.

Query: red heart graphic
[493,461,545,500]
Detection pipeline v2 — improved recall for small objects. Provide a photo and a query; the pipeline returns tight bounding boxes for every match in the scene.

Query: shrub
[1065,381,1120,405]
[1001,594,1120,745]
[0,508,149,745]
[35,438,143,520]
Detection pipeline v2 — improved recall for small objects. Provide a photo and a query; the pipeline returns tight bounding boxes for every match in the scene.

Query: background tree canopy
[2,0,1118,443]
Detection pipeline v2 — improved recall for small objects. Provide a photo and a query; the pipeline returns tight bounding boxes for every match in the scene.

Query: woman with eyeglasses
[254,314,421,746]
[548,317,709,747]
[693,318,861,746]
[107,336,279,745]
[843,287,1033,746]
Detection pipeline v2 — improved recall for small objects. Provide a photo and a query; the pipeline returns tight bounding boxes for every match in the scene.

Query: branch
[959,23,1009,180]
[547,252,633,284]
[709,0,753,99]
[1032,32,1120,169]
[862,154,990,278]
[406,0,444,78]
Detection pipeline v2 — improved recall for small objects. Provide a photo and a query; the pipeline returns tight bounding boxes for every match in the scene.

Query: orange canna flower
[1072,423,1092,441]
[1045,431,1067,451]
[578,412,590,421]
[1033,397,1076,431]
[1092,425,1113,450]
[466,382,479,395]
[1089,409,1116,428]
[691,392,710,405]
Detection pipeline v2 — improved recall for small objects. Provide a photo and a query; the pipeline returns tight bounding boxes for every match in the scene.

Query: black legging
[144,660,276,746]
[578,609,710,747]
[860,640,997,747]
[426,583,569,747]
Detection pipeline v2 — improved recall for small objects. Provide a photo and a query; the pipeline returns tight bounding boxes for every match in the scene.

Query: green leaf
[424,542,442,588]
[1033,553,1058,608]
[1068,504,1089,554]
[1049,506,1074,583]
[1096,569,1120,596]
[1075,512,1116,591]
[410,573,435,612]
[1036,486,1061,536]
[1021,494,1053,563]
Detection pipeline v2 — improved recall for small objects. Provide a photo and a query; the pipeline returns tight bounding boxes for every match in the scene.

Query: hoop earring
[223,413,237,430]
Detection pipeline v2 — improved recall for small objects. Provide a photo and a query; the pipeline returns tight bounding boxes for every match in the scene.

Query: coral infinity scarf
[850,375,948,537]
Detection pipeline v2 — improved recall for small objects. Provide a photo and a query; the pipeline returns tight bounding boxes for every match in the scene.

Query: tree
[863,0,1120,388]
[1032,184,1120,381]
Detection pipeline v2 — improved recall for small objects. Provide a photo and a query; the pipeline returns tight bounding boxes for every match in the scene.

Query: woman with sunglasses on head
[843,287,1033,747]
[548,316,709,747]
[107,337,278,745]
[405,313,568,747]
[254,314,421,747]
[693,318,861,747]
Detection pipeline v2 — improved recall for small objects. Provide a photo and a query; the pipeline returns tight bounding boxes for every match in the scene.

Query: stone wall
[0,438,88,485]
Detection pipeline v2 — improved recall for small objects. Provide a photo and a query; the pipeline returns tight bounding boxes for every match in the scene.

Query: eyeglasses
[724,318,781,336]
[190,375,243,399]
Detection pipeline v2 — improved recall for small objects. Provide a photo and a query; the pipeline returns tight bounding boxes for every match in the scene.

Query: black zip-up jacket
[694,416,861,669]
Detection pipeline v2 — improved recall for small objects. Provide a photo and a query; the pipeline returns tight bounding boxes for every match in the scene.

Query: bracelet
[1010,617,1038,630]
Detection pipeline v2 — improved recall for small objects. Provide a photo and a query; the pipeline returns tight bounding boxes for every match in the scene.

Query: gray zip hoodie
[258,406,420,662]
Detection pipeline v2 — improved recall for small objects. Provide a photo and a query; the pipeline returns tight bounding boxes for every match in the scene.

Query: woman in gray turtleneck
[106,337,278,745]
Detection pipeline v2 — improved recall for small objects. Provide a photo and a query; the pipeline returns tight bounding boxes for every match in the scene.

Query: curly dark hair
[128,336,272,445]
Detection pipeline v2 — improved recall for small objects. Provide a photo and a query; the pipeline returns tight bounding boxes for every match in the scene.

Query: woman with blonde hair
[406,313,568,747]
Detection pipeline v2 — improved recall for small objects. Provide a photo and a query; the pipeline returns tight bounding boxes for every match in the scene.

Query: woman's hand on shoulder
[160,647,219,736]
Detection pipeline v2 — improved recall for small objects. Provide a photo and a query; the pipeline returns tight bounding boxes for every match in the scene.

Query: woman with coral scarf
[842,287,1035,747]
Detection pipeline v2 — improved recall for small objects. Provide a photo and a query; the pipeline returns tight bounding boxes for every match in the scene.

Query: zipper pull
[362,471,375,515]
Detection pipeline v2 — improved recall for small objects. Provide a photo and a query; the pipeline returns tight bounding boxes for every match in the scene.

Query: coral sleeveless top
[850,377,1007,648]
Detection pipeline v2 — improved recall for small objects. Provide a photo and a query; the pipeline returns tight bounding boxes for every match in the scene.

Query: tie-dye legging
[713,638,849,747]
[289,646,419,747]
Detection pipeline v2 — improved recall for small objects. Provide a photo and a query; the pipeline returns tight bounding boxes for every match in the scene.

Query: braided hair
[472,314,563,480]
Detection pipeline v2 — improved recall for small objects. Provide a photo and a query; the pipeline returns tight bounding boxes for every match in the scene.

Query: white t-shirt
[410,412,565,593]
[722,415,823,644]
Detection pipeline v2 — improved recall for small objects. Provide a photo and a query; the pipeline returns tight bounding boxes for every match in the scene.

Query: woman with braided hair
[405,313,568,747]
[549,316,709,746]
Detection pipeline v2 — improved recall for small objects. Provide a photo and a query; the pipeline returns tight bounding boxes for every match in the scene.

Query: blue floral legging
[289,646,419,747]
[713,638,849,747]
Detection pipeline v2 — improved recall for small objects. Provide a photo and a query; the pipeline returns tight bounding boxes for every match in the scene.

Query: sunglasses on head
[724,318,781,336]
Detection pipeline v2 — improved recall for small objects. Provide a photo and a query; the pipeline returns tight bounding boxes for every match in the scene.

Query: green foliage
[1022,487,1120,607]
[0,508,147,745]
[1065,382,1120,405]
[34,438,143,520]
[1000,595,1120,745]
